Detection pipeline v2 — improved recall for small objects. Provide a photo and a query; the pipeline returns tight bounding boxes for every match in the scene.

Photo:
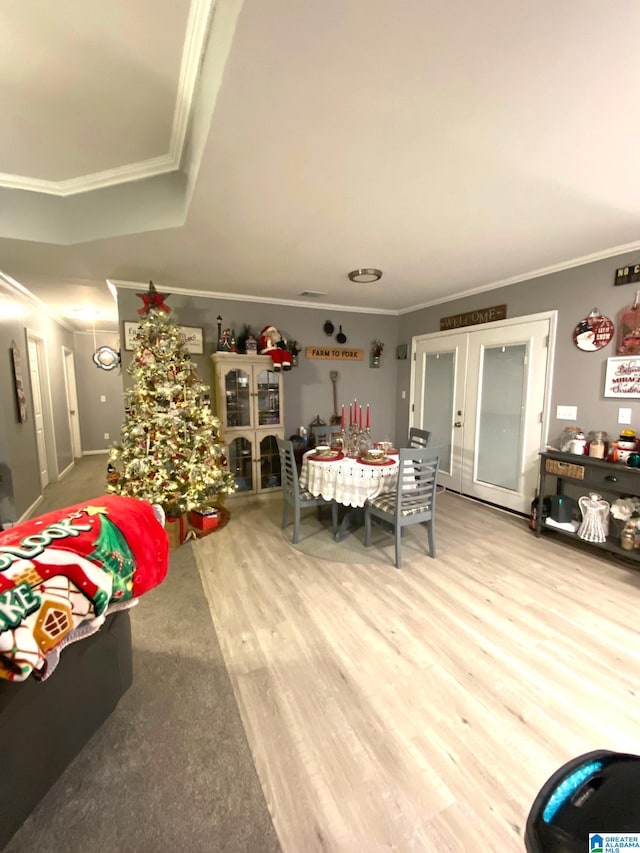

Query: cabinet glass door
[224,370,251,428]
[228,436,253,492]
[259,434,281,490]
[256,369,281,427]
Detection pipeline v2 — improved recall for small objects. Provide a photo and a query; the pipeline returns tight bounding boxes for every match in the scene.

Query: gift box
[165,513,188,549]
[189,508,219,532]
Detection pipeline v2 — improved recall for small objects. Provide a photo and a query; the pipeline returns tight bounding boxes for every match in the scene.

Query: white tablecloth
[299,452,399,508]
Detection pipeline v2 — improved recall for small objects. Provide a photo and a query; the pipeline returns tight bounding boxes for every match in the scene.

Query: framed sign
[305,346,364,361]
[123,322,204,354]
[10,339,28,423]
[604,356,640,398]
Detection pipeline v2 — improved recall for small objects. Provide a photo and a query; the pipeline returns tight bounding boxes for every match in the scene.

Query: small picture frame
[396,344,408,360]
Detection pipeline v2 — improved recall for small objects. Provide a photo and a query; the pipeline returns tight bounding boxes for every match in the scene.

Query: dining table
[299,448,399,541]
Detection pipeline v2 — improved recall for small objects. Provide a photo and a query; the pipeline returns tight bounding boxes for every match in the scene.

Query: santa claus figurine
[259,325,293,371]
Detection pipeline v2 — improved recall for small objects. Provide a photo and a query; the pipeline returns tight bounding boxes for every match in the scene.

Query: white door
[63,348,82,458]
[412,312,555,514]
[27,337,49,489]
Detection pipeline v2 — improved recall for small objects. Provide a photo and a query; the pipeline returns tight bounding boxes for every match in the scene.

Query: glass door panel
[475,344,527,491]
[257,369,281,426]
[259,434,281,489]
[423,352,456,474]
[225,370,250,428]
[228,436,253,492]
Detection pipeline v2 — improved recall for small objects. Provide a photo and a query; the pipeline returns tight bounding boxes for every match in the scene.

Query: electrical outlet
[401,390,406,400]
[618,408,632,425]
[100,395,106,403]
[556,405,577,420]
[104,432,110,440]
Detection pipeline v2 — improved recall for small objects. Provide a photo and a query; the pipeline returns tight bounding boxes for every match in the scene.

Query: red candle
[366,404,370,429]
[359,405,363,429]
[341,405,345,429]
[349,404,353,425]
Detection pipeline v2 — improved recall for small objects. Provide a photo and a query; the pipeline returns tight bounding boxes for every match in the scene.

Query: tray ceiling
[1,0,640,330]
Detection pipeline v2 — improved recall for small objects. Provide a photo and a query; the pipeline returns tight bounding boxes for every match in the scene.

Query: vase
[577,492,610,543]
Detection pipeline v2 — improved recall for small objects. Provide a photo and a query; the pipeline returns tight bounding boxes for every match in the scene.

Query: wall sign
[572,309,614,351]
[305,346,364,361]
[615,264,640,285]
[10,340,28,423]
[440,304,507,331]
[123,322,204,354]
[604,356,640,398]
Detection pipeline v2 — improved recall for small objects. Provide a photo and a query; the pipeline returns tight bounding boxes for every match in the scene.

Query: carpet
[4,539,281,853]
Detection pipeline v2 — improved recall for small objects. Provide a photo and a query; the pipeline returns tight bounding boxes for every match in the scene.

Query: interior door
[412,334,468,491]
[412,313,554,514]
[63,348,82,458]
[27,336,49,489]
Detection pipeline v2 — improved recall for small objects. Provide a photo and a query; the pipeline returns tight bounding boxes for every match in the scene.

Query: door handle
[454,421,463,428]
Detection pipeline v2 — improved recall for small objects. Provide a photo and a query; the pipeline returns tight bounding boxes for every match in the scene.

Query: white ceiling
[1,0,640,332]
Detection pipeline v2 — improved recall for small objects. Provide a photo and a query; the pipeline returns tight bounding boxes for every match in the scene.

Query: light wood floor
[195,490,640,852]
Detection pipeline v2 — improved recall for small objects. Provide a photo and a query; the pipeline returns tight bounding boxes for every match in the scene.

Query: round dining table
[299,449,399,540]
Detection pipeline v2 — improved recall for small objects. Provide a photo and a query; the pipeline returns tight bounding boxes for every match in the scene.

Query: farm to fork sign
[305,346,364,361]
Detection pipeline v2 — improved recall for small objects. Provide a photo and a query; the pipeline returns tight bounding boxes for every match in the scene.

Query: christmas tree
[107,282,236,515]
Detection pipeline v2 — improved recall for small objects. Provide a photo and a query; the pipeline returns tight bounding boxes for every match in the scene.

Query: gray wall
[0,287,74,521]
[116,289,401,443]
[73,331,127,452]
[397,249,640,448]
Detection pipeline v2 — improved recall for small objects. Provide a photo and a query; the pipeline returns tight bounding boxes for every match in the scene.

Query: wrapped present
[165,513,188,549]
[189,508,219,532]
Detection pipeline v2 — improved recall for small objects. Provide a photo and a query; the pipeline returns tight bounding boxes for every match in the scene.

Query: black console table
[536,450,640,562]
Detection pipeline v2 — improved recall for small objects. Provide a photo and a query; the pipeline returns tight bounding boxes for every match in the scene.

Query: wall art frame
[604,356,640,398]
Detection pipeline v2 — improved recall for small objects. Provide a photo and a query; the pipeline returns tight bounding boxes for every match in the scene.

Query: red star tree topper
[137,280,170,315]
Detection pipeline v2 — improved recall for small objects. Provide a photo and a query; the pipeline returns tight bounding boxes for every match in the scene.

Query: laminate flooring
[195,490,640,852]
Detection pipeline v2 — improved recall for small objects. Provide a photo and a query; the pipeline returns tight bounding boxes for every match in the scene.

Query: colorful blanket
[0,495,169,682]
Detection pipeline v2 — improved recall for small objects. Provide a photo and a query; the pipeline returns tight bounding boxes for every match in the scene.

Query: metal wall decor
[572,308,614,352]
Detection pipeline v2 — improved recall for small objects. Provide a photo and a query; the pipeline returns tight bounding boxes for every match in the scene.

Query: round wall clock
[572,309,614,351]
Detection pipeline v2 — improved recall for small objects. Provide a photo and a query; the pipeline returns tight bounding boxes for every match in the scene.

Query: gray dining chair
[276,437,338,543]
[408,426,431,449]
[364,445,441,568]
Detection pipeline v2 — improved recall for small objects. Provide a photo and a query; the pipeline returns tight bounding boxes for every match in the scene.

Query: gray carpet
[4,457,280,853]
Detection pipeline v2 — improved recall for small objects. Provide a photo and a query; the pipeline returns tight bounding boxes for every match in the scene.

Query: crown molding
[0,270,74,331]
[0,0,214,198]
[399,239,640,315]
[109,279,399,316]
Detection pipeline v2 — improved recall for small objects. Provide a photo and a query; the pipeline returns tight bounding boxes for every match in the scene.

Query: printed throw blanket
[0,495,169,682]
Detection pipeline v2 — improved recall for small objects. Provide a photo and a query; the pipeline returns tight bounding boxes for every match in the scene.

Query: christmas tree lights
[107,283,236,515]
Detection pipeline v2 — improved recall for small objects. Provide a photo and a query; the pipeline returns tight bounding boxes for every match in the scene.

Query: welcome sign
[440,304,507,331]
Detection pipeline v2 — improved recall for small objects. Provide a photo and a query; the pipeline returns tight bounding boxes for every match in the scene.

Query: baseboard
[83,449,110,456]
[17,494,43,524]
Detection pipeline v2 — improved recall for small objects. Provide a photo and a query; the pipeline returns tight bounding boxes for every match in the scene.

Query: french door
[411,312,555,513]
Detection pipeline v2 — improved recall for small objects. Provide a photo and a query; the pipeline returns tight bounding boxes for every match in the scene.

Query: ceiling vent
[299,290,327,298]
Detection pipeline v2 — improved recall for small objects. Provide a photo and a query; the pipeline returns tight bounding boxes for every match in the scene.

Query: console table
[536,450,640,562]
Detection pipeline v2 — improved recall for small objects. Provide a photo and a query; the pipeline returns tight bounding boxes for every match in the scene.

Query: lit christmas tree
[107,282,236,515]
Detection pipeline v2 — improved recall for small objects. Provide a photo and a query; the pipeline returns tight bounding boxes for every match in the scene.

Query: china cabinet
[211,352,284,494]
[535,450,640,562]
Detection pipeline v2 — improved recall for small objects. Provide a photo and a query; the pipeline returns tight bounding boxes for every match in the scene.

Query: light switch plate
[556,405,577,420]
[618,408,632,425]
